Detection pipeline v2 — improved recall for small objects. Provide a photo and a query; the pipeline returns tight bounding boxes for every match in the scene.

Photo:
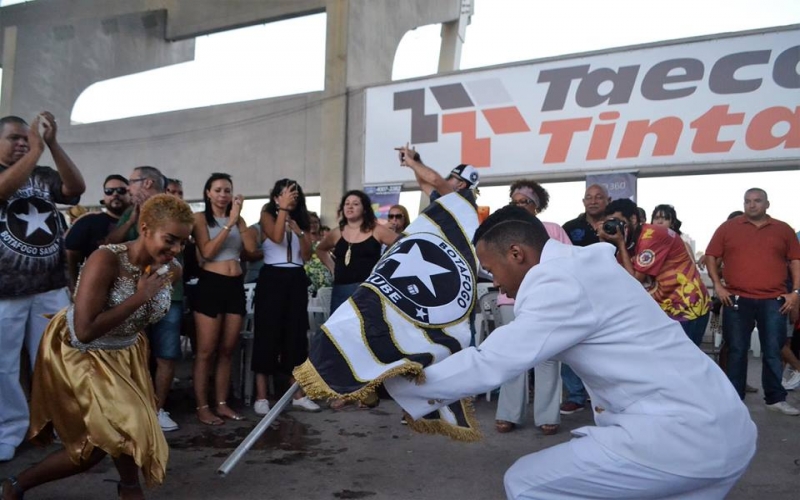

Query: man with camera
[598,199,711,346]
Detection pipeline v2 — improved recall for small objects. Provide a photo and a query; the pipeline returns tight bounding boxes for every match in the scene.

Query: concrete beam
[0,0,326,44]
[2,9,194,122]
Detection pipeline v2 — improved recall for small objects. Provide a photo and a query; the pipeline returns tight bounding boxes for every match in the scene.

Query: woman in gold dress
[1,194,194,500]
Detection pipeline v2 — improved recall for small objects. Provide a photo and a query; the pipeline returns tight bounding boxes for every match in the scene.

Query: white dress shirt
[387,239,756,479]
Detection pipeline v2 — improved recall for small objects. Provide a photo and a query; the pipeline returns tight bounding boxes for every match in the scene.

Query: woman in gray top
[191,173,259,425]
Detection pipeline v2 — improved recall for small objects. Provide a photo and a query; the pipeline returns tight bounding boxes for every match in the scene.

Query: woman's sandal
[0,476,24,500]
[495,420,515,433]
[216,402,246,421]
[329,399,352,411]
[540,424,559,436]
[196,405,224,426]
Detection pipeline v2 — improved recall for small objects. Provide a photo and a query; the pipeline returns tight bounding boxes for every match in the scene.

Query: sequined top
[67,244,174,352]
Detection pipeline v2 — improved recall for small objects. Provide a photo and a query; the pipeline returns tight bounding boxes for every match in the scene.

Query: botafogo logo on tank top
[0,189,62,267]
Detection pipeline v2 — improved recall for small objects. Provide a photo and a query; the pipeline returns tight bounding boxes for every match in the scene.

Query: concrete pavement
[2,356,799,499]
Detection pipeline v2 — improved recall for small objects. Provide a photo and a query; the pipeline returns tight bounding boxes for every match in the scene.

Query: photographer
[598,199,711,346]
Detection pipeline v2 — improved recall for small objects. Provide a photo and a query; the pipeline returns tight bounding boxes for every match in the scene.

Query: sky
[0,0,798,251]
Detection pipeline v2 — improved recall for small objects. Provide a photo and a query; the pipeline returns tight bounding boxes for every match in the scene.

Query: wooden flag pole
[217,382,300,477]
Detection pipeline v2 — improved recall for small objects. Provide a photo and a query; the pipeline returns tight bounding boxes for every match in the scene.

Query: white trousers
[504,435,751,500]
[496,305,561,427]
[0,288,70,449]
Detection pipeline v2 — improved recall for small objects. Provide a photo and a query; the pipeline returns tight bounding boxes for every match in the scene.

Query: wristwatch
[793,289,800,296]
[299,231,305,237]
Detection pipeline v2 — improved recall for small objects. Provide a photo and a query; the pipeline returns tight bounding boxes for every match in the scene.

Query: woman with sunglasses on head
[191,173,259,425]
[251,179,320,415]
[387,204,410,234]
[494,179,573,437]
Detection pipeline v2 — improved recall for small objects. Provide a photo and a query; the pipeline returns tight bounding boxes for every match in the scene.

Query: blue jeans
[561,363,587,405]
[722,296,787,404]
[330,283,361,316]
[148,301,183,360]
[680,312,711,346]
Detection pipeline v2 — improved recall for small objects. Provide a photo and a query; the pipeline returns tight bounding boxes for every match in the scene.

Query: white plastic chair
[317,286,333,319]
[237,283,257,405]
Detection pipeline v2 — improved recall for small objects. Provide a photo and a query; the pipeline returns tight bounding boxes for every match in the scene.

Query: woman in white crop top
[191,173,259,425]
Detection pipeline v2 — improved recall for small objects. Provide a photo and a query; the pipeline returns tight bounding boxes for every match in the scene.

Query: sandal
[540,424,559,436]
[196,405,224,426]
[1,476,24,500]
[357,393,379,409]
[329,399,352,410]
[216,402,246,421]
[495,420,515,433]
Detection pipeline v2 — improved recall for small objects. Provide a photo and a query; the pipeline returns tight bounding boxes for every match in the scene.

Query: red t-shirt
[633,224,710,321]
[705,216,800,299]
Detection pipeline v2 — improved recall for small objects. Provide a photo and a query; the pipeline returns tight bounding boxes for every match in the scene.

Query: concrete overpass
[0,0,472,216]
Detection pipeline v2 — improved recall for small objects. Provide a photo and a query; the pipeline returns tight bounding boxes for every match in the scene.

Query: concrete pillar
[438,0,472,73]
[319,0,350,222]
[0,25,16,117]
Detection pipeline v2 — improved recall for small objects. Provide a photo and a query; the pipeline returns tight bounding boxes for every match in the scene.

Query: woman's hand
[276,183,298,211]
[287,218,303,236]
[229,194,244,223]
[137,268,169,300]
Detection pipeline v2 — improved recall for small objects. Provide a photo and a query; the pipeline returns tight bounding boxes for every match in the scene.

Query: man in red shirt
[705,188,800,416]
[600,199,711,346]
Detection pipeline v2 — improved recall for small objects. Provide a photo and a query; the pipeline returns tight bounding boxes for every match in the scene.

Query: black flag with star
[294,192,482,441]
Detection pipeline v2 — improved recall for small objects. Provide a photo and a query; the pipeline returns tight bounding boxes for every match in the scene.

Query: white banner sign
[364,28,799,184]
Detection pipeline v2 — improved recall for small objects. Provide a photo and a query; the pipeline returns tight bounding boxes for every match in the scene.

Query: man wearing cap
[64,174,131,290]
[396,145,479,205]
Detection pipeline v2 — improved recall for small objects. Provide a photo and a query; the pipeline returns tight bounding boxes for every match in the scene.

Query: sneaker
[0,443,15,462]
[782,368,800,391]
[254,399,271,416]
[765,401,800,416]
[292,396,321,412]
[560,401,585,415]
[157,409,179,432]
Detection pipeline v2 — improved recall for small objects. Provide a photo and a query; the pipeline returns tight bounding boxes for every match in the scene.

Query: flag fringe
[293,359,426,404]
[404,397,483,442]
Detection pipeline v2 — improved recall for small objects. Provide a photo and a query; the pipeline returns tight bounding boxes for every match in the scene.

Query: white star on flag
[415,307,427,320]
[388,243,451,297]
[16,202,53,237]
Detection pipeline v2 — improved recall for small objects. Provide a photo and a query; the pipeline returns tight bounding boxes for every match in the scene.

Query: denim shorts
[148,301,183,360]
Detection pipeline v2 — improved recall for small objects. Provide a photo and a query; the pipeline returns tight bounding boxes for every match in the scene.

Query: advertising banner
[364,28,799,184]
[365,184,402,219]
[586,172,638,202]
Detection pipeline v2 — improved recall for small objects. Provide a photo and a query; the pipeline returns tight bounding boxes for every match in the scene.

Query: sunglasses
[509,199,534,207]
[387,213,404,220]
[104,187,128,195]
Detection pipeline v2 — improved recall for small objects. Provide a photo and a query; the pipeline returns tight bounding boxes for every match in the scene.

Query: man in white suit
[387,206,757,499]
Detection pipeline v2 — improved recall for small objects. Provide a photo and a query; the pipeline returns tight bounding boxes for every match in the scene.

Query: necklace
[344,242,352,267]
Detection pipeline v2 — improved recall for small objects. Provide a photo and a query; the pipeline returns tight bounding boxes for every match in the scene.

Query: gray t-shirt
[0,165,78,298]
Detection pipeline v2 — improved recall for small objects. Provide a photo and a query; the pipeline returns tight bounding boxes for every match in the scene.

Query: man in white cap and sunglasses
[396,144,479,205]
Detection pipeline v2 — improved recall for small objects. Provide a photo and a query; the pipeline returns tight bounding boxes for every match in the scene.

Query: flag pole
[217,382,301,477]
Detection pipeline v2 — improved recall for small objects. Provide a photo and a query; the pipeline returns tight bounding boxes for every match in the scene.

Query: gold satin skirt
[27,310,168,486]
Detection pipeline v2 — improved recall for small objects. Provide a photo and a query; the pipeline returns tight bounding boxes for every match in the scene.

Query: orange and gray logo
[393,79,530,167]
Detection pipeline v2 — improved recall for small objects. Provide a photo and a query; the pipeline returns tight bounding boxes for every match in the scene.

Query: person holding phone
[251,179,320,415]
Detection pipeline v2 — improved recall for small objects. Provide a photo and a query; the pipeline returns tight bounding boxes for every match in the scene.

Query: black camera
[602,218,626,235]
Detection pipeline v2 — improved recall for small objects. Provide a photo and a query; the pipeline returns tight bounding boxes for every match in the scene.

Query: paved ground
[2,355,799,499]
